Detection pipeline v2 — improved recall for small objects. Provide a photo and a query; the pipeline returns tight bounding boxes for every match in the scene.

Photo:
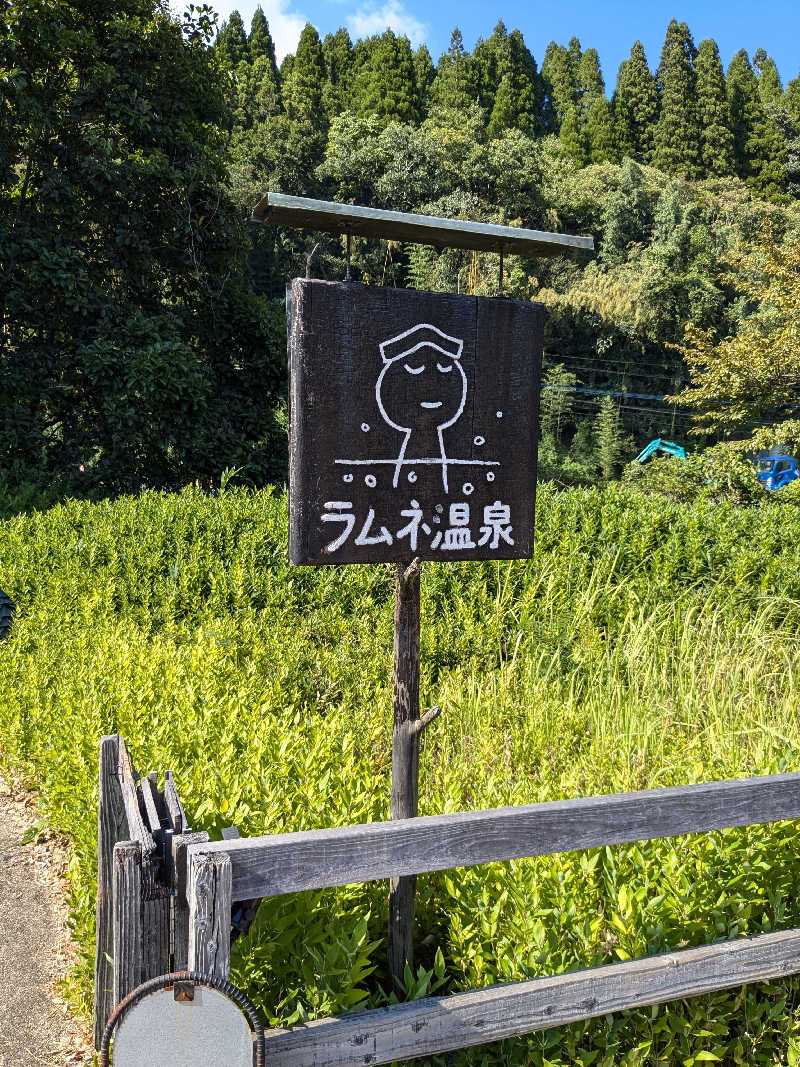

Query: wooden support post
[188,851,232,979]
[389,557,421,990]
[112,840,142,1006]
[172,831,210,970]
[94,735,127,1049]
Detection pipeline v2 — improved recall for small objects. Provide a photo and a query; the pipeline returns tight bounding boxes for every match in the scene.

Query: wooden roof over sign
[252,192,594,259]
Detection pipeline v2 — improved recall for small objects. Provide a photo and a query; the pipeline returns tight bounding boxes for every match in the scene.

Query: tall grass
[2,483,800,1063]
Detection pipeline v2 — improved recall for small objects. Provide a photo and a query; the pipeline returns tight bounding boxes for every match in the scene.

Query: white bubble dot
[343,473,353,483]
[463,482,474,495]
[486,471,496,482]
[361,422,370,432]
[474,435,485,446]
[408,470,417,483]
[496,411,503,418]
[365,474,377,487]
[435,504,444,513]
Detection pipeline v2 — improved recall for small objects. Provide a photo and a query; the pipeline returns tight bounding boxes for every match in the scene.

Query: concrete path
[0,774,92,1066]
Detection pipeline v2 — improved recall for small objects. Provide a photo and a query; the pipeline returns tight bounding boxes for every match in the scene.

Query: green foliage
[6,486,800,1064]
[672,229,800,434]
[0,0,286,493]
[623,448,765,504]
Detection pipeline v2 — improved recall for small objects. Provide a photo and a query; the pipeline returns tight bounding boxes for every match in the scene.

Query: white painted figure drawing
[335,323,500,493]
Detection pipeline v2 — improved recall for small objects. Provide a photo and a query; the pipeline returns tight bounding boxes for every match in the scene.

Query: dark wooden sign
[287,279,544,566]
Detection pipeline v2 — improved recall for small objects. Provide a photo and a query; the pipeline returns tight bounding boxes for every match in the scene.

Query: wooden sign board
[288,280,544,565]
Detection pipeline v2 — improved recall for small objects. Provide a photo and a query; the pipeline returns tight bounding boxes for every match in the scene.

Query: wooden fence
[95,734,800,1062]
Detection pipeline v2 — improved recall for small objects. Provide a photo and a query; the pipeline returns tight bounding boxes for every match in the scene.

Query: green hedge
[2,484,800,1064]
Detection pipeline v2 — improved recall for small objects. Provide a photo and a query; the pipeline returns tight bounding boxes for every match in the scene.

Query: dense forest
[2,0,800,492]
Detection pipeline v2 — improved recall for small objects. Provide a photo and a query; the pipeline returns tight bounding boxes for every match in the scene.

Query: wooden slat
[164,769,189,833]
[94,735,127,1049]
[188,851,232,979]
[190,773,800,902]
[116,738,153,852]
[252,192,594,258]
[112,841,142,1006]
[139,774,163,835]
[263,928,800,1066]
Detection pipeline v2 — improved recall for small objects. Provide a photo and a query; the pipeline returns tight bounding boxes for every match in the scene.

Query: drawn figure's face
[377,350,467,434]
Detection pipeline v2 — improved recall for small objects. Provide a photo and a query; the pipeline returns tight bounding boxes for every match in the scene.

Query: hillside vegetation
[3,485,800,1063]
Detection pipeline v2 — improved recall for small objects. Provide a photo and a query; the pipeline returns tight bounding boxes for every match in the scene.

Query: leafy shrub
[3,484,800,1063]
[623,447,766,504]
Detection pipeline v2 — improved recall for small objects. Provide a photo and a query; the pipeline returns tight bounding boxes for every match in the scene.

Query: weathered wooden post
[254,192,592,990]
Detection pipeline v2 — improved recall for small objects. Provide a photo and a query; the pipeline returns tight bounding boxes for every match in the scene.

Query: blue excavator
[635,438,687,463]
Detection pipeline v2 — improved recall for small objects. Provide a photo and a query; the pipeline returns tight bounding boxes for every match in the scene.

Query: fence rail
[262,928,800,1066]
[95,735,800,1062]
[188,771,800,902]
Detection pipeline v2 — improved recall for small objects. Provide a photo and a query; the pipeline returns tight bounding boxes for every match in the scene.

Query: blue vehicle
[635,438,687,463]
[756,454,800,490]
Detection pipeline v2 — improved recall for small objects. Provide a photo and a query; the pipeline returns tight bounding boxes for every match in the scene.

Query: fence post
[94,735,127,1048]
[389,558,421,989]
[187,850,232,978]
[172,831,210,970]
[112,840,142,1005]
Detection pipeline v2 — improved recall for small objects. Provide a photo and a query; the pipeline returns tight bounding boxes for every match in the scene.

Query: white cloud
[346,0,428,46]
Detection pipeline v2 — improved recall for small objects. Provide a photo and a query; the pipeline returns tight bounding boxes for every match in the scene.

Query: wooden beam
[262,927,800,1065]
[189,772,800,902]
[164,769,189,833]
[252,192,594,259]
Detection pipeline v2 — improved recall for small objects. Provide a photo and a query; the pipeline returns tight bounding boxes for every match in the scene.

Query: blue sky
[198,0,800,88]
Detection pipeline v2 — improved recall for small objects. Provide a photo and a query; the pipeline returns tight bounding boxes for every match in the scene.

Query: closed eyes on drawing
[404,363,425,374]
[436,363,453,373]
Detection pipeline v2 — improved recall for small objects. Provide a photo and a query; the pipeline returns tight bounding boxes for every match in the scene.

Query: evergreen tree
[431,28,478,113]
[753,48,783,107]
[249,7,276,65]
[215,10,249,68]
[601,159,650,264]
[695,38,734,176]
[559,103,589,165]
[786,76,800,123]
[245,9,280,121]
[577,47,604,104]
[542,40,578,129]
[586,97,616,162]
[471,22,541,136]
[353,31,420,126]
[283,24,328,175]
[652,20,701,177]
[414,44,435,118]
[540,364,577,442]
[594,395,624,480]
[727,49,787,200]
[612,41,658,163]
[322,28,354,120]
[472,22,506,113]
